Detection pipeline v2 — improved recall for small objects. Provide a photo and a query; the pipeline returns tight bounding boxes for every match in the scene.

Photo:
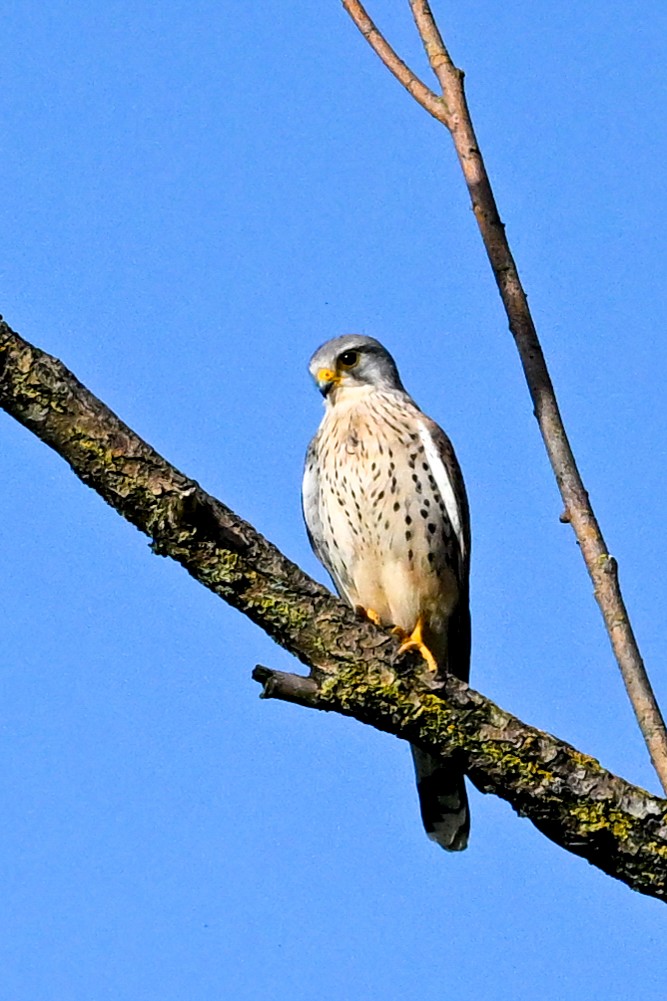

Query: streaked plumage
[302,335,471,851]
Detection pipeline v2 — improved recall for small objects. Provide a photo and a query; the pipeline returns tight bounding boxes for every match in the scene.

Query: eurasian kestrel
[303,335,471,851]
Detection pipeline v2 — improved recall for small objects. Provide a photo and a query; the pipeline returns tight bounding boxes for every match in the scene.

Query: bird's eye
[338,350,359,369]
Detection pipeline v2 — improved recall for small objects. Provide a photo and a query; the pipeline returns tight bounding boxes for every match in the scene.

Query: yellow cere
[317,367,340,385]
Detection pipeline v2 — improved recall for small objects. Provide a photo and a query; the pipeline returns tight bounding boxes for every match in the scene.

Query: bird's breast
[314,395,460,631]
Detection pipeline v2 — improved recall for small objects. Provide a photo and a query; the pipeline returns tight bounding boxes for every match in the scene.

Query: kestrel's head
[308,335,405,400]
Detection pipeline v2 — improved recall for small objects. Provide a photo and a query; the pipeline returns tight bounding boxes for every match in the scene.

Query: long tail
[411,745,469,852]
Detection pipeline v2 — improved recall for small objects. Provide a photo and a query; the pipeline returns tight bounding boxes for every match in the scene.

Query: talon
[356,606,383,626]
[396,617,439,675]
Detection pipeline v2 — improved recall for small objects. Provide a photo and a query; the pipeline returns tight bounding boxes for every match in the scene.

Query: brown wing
[420,416,471,682]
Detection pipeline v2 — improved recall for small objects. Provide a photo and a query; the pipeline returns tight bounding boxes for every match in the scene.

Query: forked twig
[342,0,667,791]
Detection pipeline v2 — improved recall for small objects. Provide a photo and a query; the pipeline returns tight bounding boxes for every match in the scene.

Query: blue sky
[2,1,667,998]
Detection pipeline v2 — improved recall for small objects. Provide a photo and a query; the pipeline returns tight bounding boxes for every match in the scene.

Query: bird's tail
[411,745,469,852]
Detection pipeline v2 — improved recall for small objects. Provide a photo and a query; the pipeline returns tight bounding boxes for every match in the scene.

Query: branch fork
[1,0,666,904]
[342,0,667,792]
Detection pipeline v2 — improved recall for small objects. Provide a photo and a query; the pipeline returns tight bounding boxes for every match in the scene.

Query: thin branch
[2,318,667,900]
[342,0,667,794]
[342,0,445,121]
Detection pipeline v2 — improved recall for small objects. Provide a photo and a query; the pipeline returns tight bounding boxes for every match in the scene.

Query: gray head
[308,335,405,398]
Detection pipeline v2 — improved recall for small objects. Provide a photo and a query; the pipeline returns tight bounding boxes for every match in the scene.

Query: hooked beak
[315,367,341,397]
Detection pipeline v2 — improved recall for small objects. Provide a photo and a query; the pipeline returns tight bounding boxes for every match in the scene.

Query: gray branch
[1,317,666,902]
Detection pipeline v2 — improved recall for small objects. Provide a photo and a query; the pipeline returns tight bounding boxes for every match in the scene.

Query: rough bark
[2,317,667,902]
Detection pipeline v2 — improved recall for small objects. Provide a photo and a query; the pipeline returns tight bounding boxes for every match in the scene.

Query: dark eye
[339,350,359,369]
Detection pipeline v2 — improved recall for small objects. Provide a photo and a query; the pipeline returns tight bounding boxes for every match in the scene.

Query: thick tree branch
[342,0,667,794]
[253,664,667,900]
[1,319,667,901]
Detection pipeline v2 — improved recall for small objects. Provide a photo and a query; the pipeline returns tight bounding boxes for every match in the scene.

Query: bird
[302,335,471,851]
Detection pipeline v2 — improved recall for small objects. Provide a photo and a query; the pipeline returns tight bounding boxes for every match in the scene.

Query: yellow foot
[356,606,383,626]
[393,617,439,675]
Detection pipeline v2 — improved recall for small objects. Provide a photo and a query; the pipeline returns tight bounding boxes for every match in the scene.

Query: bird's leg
[393,616,439,675]
[355,606,383,626]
